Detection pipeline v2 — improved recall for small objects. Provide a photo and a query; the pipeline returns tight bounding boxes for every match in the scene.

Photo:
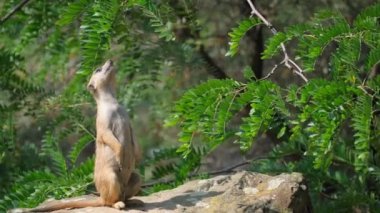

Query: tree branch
[240,1,264,79]
[246,0,308,83]
[199,45,228,79]
[260,60,284,81]
[169,1,229,80]
[248,26,264,79]
[142,156,268,188]
[0,0,33,25]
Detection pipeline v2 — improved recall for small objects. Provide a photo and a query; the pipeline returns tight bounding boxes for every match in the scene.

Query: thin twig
[142,156,268,188]
[260,60,285,81]
[246,0,308,83]
[223,86,247,133]
[0,0,33,25]
[206,160,250,176]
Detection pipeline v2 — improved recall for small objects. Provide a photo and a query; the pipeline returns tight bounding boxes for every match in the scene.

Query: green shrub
[168,3,380,210]
[0,1,378,212]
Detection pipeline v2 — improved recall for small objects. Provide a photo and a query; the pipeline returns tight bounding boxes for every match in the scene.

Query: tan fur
[90,59,142,206]
[9,60,141,212]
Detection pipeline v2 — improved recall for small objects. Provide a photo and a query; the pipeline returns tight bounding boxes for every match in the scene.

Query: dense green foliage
[0,0,204,210]
[0,0,379,212]
[168,3,380,211]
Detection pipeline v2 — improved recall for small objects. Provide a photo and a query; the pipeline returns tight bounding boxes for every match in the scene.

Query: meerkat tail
[8,197,105,213]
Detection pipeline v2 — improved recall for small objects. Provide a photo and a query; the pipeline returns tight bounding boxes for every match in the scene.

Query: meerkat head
[87,59,116,96]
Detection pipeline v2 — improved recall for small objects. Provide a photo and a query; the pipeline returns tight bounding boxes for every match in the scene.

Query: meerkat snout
[102,59,113,73]
[106,59,113,67]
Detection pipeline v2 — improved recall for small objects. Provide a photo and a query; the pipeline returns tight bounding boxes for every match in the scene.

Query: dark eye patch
[95,68,101,73]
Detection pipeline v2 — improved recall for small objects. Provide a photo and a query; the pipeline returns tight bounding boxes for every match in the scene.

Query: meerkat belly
[94,145,118,176]
[94,146,121,190]
[95,144,118,165]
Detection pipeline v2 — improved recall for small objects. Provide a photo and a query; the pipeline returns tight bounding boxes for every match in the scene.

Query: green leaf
[78,0,120,76]
[366,47,380,72]
[226,18,261,57]
[57,0,92,26]
[262,32,286,59]
[297,15,350,72]
[352,94,372,174]
[277,126,286,139]
[236,81,289,151]
[353,3,380,31]
[330,37,361,79]
[69,134,93,164]
[243,66,255,81]
[132,0,175,41]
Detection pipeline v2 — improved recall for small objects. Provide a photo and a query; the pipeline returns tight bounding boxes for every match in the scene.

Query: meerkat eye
[95,68,101,73]
[87,84,95,91]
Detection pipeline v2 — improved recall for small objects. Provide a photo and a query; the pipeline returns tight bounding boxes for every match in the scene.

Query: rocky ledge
[29,171,313,213]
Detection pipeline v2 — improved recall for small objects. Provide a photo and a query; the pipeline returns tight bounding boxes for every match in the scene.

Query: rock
[33,171,313,213]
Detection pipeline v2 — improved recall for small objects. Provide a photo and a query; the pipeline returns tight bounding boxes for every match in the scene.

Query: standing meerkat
[87,59,142,208]
[10,60,141,212]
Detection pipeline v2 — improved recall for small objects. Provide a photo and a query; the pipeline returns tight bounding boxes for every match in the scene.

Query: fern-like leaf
[40,131,68,176]
[57,0,92,26]
[130,0,175,41]
[226,18,261,57]
[353,3,380,31]
[79,0,120,75]
[165,79,241,157]
[352,94,372,174]
[144,147,179,165]
[262,32,286,59]
[366,47,380,72]
[295,13,350,72]
[236,81,289,151]
[330,37,361,79]
[69,134,93,164]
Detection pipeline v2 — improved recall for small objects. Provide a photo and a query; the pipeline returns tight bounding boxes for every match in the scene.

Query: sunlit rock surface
[31,171,313,213]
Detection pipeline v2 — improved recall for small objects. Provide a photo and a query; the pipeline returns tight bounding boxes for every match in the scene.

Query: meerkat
[10,60,141,212]
[88,59,142,208]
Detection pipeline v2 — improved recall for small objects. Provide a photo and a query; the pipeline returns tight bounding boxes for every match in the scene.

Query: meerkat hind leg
[124,172,142,200]
[97,169,125,209]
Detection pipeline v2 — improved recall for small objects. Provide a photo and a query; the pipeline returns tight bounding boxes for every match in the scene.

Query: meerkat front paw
[114,150,123,170]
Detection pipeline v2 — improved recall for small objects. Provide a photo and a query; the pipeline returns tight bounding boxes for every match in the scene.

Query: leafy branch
[246,0,308,82]
[0,0,32,25]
